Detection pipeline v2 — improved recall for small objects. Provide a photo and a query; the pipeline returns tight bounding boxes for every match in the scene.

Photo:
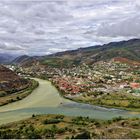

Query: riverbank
[0,114,140,139]
[52,82,140,112]
[0,79,39,106]
[68,97,140,112]
[1,78,140,126]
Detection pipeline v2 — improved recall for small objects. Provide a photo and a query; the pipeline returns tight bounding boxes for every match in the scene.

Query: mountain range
[2,38,140,67]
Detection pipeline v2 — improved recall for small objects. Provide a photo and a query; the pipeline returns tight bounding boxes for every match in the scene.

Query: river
[0,78,140,125]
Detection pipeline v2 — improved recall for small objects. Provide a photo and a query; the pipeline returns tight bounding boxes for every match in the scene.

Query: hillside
[0,65,19,82]
[12,38,140,68]
[0,65,29,94]
[41,38,140,67]
[0,65,39,106]
[12,55,43,67]
[0,65,25,82]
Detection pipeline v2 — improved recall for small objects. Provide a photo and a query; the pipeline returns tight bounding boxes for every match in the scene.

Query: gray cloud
[0,0,139,55]
[0,42,25,50]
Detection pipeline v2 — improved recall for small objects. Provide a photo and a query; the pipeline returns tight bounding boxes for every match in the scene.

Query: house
[130,83,140,89]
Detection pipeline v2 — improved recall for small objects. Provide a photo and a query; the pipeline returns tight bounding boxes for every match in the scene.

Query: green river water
[0,78,140,125]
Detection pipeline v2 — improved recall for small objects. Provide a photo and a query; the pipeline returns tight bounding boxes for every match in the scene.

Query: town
[10,58,140,111]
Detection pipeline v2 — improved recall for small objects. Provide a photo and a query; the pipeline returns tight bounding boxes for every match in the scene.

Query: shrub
[55,115,64,120]
[32,114,35,118]
[16,96,20,100]
[112,116,123,122]
[73,131,91,139]
[43,119,60,124]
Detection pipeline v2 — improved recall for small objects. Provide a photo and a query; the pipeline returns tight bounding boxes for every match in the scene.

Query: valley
[0,39,140,139]
[16,57,140,112]
[0,0,140,139]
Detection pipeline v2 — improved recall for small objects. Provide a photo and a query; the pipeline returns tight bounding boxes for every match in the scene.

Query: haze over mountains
[0,53,17,64]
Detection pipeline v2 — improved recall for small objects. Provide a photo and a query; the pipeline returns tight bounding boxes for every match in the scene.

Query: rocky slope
[0,65,28,94]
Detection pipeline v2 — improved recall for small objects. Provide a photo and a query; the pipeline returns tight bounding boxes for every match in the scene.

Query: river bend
[0,78,140,125]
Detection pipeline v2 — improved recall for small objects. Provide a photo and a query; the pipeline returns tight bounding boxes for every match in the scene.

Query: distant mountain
[12,55,43,67]
[13,55,31,64]
[0,53,17,64]
[12,38,140,67]
[40,38,140,67]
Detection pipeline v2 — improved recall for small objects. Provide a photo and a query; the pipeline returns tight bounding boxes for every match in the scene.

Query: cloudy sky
[0,0,140,55]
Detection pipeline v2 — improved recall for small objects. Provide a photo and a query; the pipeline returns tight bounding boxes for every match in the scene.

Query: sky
[0,0,140,56]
